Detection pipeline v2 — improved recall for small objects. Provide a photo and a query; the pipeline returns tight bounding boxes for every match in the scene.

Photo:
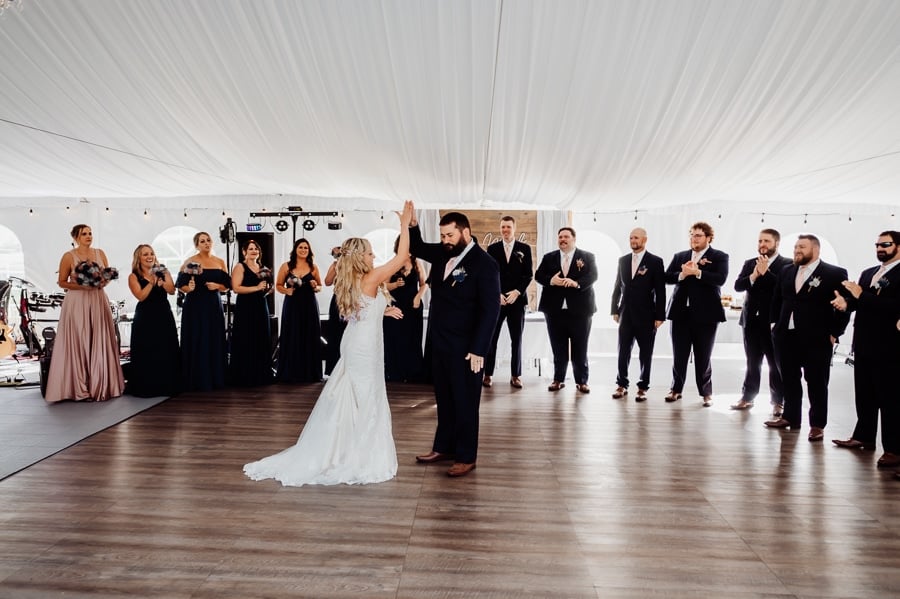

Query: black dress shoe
[482,376,492,388]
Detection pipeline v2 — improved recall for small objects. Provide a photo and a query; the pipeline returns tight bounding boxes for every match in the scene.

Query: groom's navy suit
[410,225,500,463]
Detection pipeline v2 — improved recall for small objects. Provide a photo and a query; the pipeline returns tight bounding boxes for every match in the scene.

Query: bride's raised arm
[365,200,413,288]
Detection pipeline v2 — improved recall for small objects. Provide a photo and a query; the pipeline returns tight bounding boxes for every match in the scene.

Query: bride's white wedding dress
[244,292,397,486]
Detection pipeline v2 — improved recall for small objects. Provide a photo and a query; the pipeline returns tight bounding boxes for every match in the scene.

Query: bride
[244,201,414,486]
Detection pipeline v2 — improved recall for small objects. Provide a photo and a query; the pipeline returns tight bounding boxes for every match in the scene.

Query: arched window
[150,225,201,313]
[365,228,400,267]
[570,229,622,329]
[0,224,26,331]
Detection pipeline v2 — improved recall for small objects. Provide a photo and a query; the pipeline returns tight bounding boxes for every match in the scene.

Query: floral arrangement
[807,276,821,291]
[74,261,103,288]
[150,263,168,279]
[698,258,711,266]
[575,258,585,271]
[284,273,301,288]
[258,266,273,282]
[451,266,467,287]
[101,266,119,282]
[184,262,202,276]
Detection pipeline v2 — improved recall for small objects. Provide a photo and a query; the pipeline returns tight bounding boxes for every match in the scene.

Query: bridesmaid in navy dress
[275,238,324,383]
[383,236,428,382]
[175,231,230,392]
[125,244,181,397]
[229,239,274,386]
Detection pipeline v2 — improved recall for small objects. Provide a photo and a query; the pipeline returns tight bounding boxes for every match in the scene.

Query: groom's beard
[444,238,467,257]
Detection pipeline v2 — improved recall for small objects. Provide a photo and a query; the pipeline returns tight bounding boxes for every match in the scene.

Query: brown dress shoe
[702,395,713,407]
[635,389,648,402]
[764,418,793,429]
[664,391,682,403]
[447,462,476,477]
[482,376,492,388]
[510,377,523,388]
[731,400,754,410]
[808,427,825,442]
[548,381,565,391]
[877,452,900,468]
[772,405,784,418]
[611,386,627,399]
[415,451,455,464]
[832,438,876,451]
[576,384,591,393]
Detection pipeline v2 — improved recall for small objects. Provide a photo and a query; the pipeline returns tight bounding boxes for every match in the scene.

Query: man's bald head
[629,228,647,252]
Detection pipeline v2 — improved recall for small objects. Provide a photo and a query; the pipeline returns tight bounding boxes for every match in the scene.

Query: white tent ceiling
[1,0,899,210]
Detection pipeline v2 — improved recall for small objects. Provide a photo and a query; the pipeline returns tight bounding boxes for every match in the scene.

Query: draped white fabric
[0,0,898,209]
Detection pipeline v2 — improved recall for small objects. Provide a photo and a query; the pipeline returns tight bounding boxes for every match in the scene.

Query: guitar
[0,320,15,359]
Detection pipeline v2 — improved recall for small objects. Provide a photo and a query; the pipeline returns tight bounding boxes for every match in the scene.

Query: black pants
[545,311,592,385]
[670,320,718,395]
[615,317,656,390]
[774,329,833,429]
[740,316,783,405]
[485,303,525,377]
[851,347,900,452]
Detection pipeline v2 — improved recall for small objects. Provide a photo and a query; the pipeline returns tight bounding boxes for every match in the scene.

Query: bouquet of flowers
[258,266,273,282]
[150,263,169,279]
[74,261,103,288]
[101,266,119,282]
[184,262,202,276]
[284,273,301,288]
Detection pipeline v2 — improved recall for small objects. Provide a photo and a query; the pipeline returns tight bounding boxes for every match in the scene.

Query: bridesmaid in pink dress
[45,224,125,403]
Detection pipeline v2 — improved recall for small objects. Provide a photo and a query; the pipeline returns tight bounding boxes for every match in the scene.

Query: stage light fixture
[302,219,316,231]
[275,220,289,232]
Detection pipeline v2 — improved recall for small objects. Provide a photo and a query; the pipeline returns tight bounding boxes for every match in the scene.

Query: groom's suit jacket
[409,226,500,357]
[771,261,850,342]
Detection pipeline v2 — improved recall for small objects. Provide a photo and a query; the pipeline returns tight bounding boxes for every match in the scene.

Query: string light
[28,208,33,215]
[848,213,852,222]
[803,213,808,225]
[593,212,597,223]
[143,209,148,217]
[183,209,188,219]
[634,210,638,221]
[105,206,110,212]
[760,212,765,223]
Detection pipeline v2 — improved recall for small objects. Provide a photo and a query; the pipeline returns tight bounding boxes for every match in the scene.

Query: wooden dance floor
[1,352,899,598]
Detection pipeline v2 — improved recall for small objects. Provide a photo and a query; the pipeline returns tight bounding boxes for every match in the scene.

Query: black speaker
[234,232,276,314]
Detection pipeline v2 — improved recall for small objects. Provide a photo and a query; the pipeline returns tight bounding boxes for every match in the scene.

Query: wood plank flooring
[1,354,900,598]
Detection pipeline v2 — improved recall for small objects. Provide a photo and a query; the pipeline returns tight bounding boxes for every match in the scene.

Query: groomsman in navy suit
[410,208,500,477]
[535,227,598,393]
[610,228,665,402]
[731,229,792,413]
[831,231,900,466]
[664,222,729,407]
[484,216,533,389]
[765,234,850,442]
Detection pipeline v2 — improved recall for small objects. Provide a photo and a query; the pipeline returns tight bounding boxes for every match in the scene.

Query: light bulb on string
[28,208,33,216]
[634,210,638,221]
[144,209,148,217]
[761,212,765,223]
[848,213,852,222]
[593,212,596,223]
[803,214,807,225]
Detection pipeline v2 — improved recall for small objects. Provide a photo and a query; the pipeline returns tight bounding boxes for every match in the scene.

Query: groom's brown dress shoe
[416,451,455,464]
[832,438,876,451]
[510,377,523,388]
[447,462,476,477]
[611,386,627,399]
[664,391,682,403]
[808,427,825,442]
[635,389,648,402]
[548,381,565,391]
[576,384,591,393]
[764,418,793,429]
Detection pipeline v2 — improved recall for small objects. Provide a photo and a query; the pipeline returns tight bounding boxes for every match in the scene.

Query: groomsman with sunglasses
[831,231,900,467]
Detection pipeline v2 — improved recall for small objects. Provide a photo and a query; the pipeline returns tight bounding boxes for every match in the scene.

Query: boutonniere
[698,258,711,266]
[575,258,585,271]
[807,276,821,291]
[875,276,890,295]
[515,251,525,263]
[451,267,467,287]
[636,266,648,276]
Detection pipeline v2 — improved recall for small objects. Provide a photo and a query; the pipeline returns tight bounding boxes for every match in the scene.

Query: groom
[410,206,500,477]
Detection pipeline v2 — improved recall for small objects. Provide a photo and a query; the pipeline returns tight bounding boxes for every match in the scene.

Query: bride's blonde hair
[334,238,372,319]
